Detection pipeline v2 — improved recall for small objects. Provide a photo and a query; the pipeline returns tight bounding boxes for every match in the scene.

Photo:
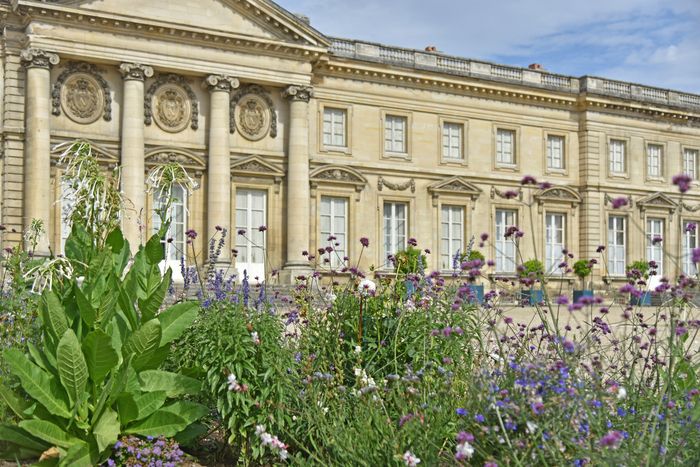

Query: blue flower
[456,408,468,416]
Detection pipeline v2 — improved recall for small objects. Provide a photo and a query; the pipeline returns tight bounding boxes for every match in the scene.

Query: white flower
[354,367,362,377]
[358,278,376,296]
[526,421,538,434]
[354,345,362,354]
[260,433,273,446]
[403,450,421,466]
[255,425,266,436]
[227,373,241,392]
[251,331,260,345]
[327,292,337,303]
[617,386,627,400]
[455,442,474,460]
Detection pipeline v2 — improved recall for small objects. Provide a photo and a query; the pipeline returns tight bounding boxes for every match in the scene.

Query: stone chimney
[528,63,544,70]
[425,45,438,52]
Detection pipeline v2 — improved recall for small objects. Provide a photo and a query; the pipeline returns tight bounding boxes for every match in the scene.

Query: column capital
[282,85,313,103]
[204,75,240,92]
[119,63,154,81]
[20,48,59,69]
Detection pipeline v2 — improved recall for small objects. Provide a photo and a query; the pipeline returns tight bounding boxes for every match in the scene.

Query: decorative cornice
[145,74,199,130]
[377,176,415,193]
[119,63,154,81]
[51,62,112,121]
[230,84,277,137]
[282,85,313,102]
[635,192,677,213]
[204,75,240,93]
[20,48,60,69]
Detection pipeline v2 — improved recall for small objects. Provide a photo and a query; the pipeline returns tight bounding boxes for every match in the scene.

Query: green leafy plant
[573,259,592,289]
[465,250,485,263]
[626,259,650,279]
[519,259,544,278]
[0,143,204,465]
[394,247,427,276]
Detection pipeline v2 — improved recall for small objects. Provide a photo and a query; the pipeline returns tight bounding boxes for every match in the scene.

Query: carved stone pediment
[535,186,582,204]
[310,165,367,186]
[51,140,119,167]
[428,177,481,197]
[145,148,206,175]
[637,192,677,212]
[231,155,284,177]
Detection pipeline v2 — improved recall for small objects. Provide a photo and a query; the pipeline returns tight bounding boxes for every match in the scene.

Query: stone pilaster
[119,63,153,248]
[204,74,239,264]
[21,48,59,255]
[282,85,313,273]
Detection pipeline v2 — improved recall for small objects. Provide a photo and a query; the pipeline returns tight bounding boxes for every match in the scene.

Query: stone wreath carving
[52,62,112,123]
[377,176,415,193]
[145,74,199,132]
[230,84,277,140]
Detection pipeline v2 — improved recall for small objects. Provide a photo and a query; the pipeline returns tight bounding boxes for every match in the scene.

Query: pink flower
[610,197,628,209]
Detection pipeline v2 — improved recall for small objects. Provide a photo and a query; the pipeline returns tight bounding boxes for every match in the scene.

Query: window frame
[381,110,411,160]
[682,219,699,276]
[645,217,665,276]
[439,204,466,271]
[319,195,349,268]
[318,102,352,155]
[683,146,699,180]
[439,118,467,164]
[607,215,627,276]
[491,124,521,172]
[494,208,518,274]
[544,132,567,174]
[607,137,629,178]
[381,199,410,268]
[544,212,566,273]
[645,141,666,181]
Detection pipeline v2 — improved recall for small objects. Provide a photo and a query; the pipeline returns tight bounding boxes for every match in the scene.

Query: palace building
[1,0,700,288]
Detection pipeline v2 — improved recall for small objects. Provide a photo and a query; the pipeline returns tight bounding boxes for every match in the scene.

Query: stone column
[21,48,59,256]
[119,63,153,248]
[204,75,239,265]
[282,85,313,272]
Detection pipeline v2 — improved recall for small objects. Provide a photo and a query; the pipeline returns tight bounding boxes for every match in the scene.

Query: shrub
[626,259,650,279]
[394,246,427,276]
[573,259,592,288]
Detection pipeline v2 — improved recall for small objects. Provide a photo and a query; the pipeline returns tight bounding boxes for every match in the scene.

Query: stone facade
[1,0,699,288]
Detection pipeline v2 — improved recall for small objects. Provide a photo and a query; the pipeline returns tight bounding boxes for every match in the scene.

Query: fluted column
[204,75,239,264]
[119,63,153,248]
[282,85,313,269]
[21,48,59,255]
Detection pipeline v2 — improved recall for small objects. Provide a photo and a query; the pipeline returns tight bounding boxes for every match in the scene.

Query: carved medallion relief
[230,85,277,140]
[152,84,191,133]
[52,62,112,124]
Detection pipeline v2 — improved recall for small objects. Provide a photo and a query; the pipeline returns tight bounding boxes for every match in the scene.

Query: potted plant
[626,260,651,306]
[519,258,544,305]
[572,259,593,302]
[394,246,427,297]
[461,249,485,304]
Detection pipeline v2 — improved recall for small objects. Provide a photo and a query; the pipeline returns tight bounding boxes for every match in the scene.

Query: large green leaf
[93,407,119,453]
[95,274,120,326]
[82,330,119,384]
[0,384,31,420]
[116,283,139,331]
[41,291,69,342]
[0,424,49,452]
[18,420,78,449]
[122,319,162,370]
[124,410,189,437]
[144,233,165,265]
[74,286,96,328]
[160,401,208,425]
[64,222,92,271]
[138,370,201,398]
[157,301,199,346]
[61,440,95,467]
[27,342,56,375]
[4,349,71,419]
[57,329,89,405]
[138,268,172,322]
[133,391,167,422]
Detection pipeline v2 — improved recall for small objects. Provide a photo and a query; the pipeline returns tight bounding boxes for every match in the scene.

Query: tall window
[60,180,77,254]
[607,216,626,275]
[323,107,346,148]
[235,189,267,270]
[647,144,663,178]
[384,115,407,153]
[320,196,348,267]
[683,220,698,275]
[496,129,515,165]
[153,185,187,263]
[545,213,565,273]
[442,122,463,160]
[685,148,698,180]
[383,202,407,266]
[609,139,626,174]
[440,205,464,270]
[547,135,564,170]
[646,218,664,275]
[495,209,516,273]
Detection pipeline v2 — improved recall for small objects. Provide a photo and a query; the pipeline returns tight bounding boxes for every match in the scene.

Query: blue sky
[276,0,700,94]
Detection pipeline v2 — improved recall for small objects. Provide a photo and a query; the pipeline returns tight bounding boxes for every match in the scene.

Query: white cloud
[277,0,700,93]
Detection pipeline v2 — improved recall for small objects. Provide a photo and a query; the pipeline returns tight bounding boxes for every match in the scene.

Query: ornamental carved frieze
[144,148,206,176]
[230,85,277,140]
[310,165,367,201]
[145,75,199,132]
[377,176,415,193]
[52,62,112,124]
[427,177,482,206]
